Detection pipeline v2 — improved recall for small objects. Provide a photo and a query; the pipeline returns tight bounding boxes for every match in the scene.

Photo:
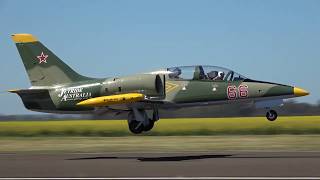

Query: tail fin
[11,33,93,87]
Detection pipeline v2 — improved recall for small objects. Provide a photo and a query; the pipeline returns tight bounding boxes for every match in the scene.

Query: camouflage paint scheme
[9,34,309,133]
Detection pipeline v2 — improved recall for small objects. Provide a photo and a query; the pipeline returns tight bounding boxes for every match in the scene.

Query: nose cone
[294,87,310,97]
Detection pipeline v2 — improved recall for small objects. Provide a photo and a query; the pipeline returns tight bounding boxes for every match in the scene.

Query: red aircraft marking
[36,52,48,64]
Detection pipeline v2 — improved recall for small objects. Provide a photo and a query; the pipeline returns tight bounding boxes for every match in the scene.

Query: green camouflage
[164,80,293,103]
[15,41,94,86]
[9,34,309,133]
[11,35,297,112]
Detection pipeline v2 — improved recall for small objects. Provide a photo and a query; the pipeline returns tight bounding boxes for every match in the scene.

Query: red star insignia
[36,52,49,64]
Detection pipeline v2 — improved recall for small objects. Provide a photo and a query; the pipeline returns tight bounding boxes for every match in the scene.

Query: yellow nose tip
[294,87,310,97]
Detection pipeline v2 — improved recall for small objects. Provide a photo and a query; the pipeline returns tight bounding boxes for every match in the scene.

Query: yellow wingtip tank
[11,34,38,43]
[76,93,145,107]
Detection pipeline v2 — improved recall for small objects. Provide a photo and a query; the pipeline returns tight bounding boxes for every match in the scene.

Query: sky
[1,0,320,115]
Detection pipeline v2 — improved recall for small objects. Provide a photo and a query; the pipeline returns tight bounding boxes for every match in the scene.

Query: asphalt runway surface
[0,152,320,178]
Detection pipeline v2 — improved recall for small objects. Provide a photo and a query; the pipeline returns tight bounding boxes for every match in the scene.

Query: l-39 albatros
[10,34,309,134]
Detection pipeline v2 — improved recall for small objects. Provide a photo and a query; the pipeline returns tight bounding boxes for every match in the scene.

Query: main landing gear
[127,108,159,134]
[266,109,278,121]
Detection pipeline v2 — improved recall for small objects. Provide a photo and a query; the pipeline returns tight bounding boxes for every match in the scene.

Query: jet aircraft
[10,34,310,134]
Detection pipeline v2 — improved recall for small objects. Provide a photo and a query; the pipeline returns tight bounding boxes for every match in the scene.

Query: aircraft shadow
[68,154,232,161]
[67,154,320,162]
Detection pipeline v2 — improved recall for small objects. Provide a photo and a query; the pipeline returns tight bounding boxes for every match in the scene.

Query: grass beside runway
[1,135,320,153]
[0,116,319,136]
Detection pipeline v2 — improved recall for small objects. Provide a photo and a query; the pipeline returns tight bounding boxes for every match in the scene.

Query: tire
[266,110,278,121]
[128,120,144,134]
[143,119,155,132]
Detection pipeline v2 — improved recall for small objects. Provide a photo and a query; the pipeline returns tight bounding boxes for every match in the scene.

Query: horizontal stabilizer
[77,93,145,107]
[8,89,56,111]
[8,89,48,94]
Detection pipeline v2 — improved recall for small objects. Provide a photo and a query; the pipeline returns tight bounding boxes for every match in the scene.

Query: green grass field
[0,116,320,136]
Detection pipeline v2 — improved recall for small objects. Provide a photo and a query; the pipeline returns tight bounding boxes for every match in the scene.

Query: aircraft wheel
[128,120,144,134]
[266,110,278,121]
[128,112,144,134]
[143,119,155,132]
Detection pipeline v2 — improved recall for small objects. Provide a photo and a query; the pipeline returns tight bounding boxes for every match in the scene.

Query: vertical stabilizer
[12,33,93,87]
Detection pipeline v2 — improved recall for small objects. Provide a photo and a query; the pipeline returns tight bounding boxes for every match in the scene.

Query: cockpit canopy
[167,65,247,81]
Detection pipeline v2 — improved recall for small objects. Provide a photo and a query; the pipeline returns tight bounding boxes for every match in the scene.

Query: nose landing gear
[266,110,278,121]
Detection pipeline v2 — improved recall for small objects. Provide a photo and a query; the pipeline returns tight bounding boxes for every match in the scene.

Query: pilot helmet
[173,67,181,75]
[169,67,181,78]
[218,71,225,77]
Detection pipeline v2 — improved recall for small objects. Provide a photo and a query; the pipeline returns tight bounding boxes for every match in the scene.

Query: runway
[1,152,320,178]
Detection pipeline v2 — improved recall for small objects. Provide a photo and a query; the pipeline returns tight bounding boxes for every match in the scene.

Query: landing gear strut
[266,110,278,121]
[127,108,159,134]
[143,108,159,132]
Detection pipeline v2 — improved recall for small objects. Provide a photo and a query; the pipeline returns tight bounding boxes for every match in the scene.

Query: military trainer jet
[10,34,309,134]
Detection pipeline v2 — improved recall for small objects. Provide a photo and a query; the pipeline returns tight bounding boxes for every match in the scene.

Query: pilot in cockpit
[169,67,182,79]
[216,71,225,80]
[207,71,218,80]
[207,71,224,81]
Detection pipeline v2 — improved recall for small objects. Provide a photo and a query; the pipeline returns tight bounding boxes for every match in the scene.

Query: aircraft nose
[293,87,310,97]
